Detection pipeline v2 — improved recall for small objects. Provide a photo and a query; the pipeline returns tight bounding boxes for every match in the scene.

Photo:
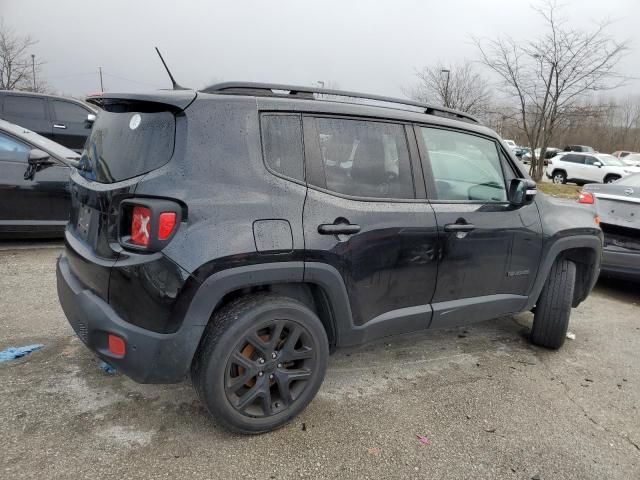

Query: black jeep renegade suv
[57,82,602,434]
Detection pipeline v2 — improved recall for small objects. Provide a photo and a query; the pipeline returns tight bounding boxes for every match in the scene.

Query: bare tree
[0,19,47,92]
[474,1,629,180]
[405,61,491,117]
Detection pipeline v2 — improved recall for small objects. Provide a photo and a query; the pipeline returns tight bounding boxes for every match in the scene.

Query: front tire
[192,294,329,434]
[530,258,576,349]
[604,175,620,184]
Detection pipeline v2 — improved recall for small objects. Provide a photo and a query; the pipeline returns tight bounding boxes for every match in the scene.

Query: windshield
[617,173,640,187]
[78,109,175,183]
[597,154,625,167]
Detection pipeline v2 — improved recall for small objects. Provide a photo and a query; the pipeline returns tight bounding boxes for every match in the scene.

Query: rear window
[78,110,175,183]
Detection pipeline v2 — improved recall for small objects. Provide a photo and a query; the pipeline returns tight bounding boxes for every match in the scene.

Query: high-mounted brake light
[131,206,152,246]
[578,191,595,204]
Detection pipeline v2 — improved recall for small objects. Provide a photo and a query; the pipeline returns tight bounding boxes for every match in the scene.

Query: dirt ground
[1,243,639,479]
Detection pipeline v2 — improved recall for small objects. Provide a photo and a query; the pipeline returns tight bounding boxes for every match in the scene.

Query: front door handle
[53,123,67,129]
[318,222,361,235]
[444,223,475,232]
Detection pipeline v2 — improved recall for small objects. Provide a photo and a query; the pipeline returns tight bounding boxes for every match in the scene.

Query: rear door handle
[318,222,361,235]
[444,223,475,232]
[53,124,67,129]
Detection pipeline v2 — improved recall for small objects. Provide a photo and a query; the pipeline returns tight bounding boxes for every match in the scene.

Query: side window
[565,154,584,164]
[0,132,30,163]
[52,100,89,123]
[584,156,598,166]
[311,117,414,199]
[3,96,46,120]
[261,114,304,181]
[420,127,507,202]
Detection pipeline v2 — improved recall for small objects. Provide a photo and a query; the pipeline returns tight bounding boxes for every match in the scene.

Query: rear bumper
[601,247,640,279]
[56,254,205,383]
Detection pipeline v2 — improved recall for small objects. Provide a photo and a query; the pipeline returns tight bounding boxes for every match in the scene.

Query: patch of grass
[537,182,581,199]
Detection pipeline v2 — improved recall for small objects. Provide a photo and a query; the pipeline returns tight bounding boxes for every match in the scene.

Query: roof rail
[200,82,480,124]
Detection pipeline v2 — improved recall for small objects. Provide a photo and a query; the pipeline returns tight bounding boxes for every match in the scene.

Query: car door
[415,125,543,329]
[0,95,52,140]
[301,115,439,344]
[50,99,93,151]
[584,155,604,182]
[0,131,70,234]
[562,153,586,181]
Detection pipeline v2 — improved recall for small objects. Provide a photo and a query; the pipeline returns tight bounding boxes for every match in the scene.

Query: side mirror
[593,161,602,168]
[85,113,96,128]
[28,149,52,165]
[508,178,536,206]
[24,149,52,180]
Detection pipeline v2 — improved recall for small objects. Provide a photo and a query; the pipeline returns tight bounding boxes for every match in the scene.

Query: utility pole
[98,66,104,92]
[31,54,36,91]
[441,69,450,108]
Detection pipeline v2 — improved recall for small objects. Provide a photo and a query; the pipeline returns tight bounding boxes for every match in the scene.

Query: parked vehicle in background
[503,139,517,151]
[0,90,97,152]
[547,152,640,184]
[580,173,640,280]
[620,153,640,167]
[0,119,79,238]
[56,82,602,434]
[522,147,560,165]
[611,151,636,159]
[564,145,596,153]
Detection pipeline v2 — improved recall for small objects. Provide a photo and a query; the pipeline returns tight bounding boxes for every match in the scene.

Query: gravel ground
[1,244,639,480]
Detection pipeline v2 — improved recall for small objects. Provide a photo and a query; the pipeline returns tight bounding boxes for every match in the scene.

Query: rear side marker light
[158,212,177,240]
[578,191,594,204]
[131,206,152,246]
[108,334,126,356]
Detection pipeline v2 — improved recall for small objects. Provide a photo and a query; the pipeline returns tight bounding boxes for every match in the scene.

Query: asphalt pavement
[1,244,638,479]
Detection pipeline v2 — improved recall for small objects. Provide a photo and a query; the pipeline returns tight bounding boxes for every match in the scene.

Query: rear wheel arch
[182,262,352,364]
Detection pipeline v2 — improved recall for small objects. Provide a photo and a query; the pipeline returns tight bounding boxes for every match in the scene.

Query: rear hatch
[65,91,195,299]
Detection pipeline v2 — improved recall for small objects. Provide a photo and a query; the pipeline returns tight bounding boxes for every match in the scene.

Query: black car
[581,174,640,279]
[56,83,602,434]
[0,119,79,238]
[0,90,97,152]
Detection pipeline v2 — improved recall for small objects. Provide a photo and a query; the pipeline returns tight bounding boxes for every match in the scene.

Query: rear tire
[192,294,329,434]
[552,170,567,184]
[530,258,576,349]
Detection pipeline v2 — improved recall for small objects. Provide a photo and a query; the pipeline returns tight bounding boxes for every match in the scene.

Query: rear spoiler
[86,90,197,111]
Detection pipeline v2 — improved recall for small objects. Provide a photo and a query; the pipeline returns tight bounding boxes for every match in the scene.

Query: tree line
[1,2,635,180]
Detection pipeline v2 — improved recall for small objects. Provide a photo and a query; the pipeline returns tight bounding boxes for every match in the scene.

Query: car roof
[0,118,80,161]
[0,89,97,112]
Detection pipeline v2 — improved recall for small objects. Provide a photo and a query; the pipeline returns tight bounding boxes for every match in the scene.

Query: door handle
[53,124,67,129]
[444,223,475,232]
[318,221,361,235]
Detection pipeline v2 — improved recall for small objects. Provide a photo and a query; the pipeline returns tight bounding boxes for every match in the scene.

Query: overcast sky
[2,0,639,99]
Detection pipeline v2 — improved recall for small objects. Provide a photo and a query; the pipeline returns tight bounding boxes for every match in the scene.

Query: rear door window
[308,117,414,199]
[79,109,175,183]
[261,114,304,181]
[3,96,47,120]
[420,127,507,202]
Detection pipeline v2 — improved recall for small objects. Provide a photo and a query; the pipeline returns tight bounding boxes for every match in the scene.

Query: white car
[621,153,640,167]
[546,152,640,184]
[503,139,517,150]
